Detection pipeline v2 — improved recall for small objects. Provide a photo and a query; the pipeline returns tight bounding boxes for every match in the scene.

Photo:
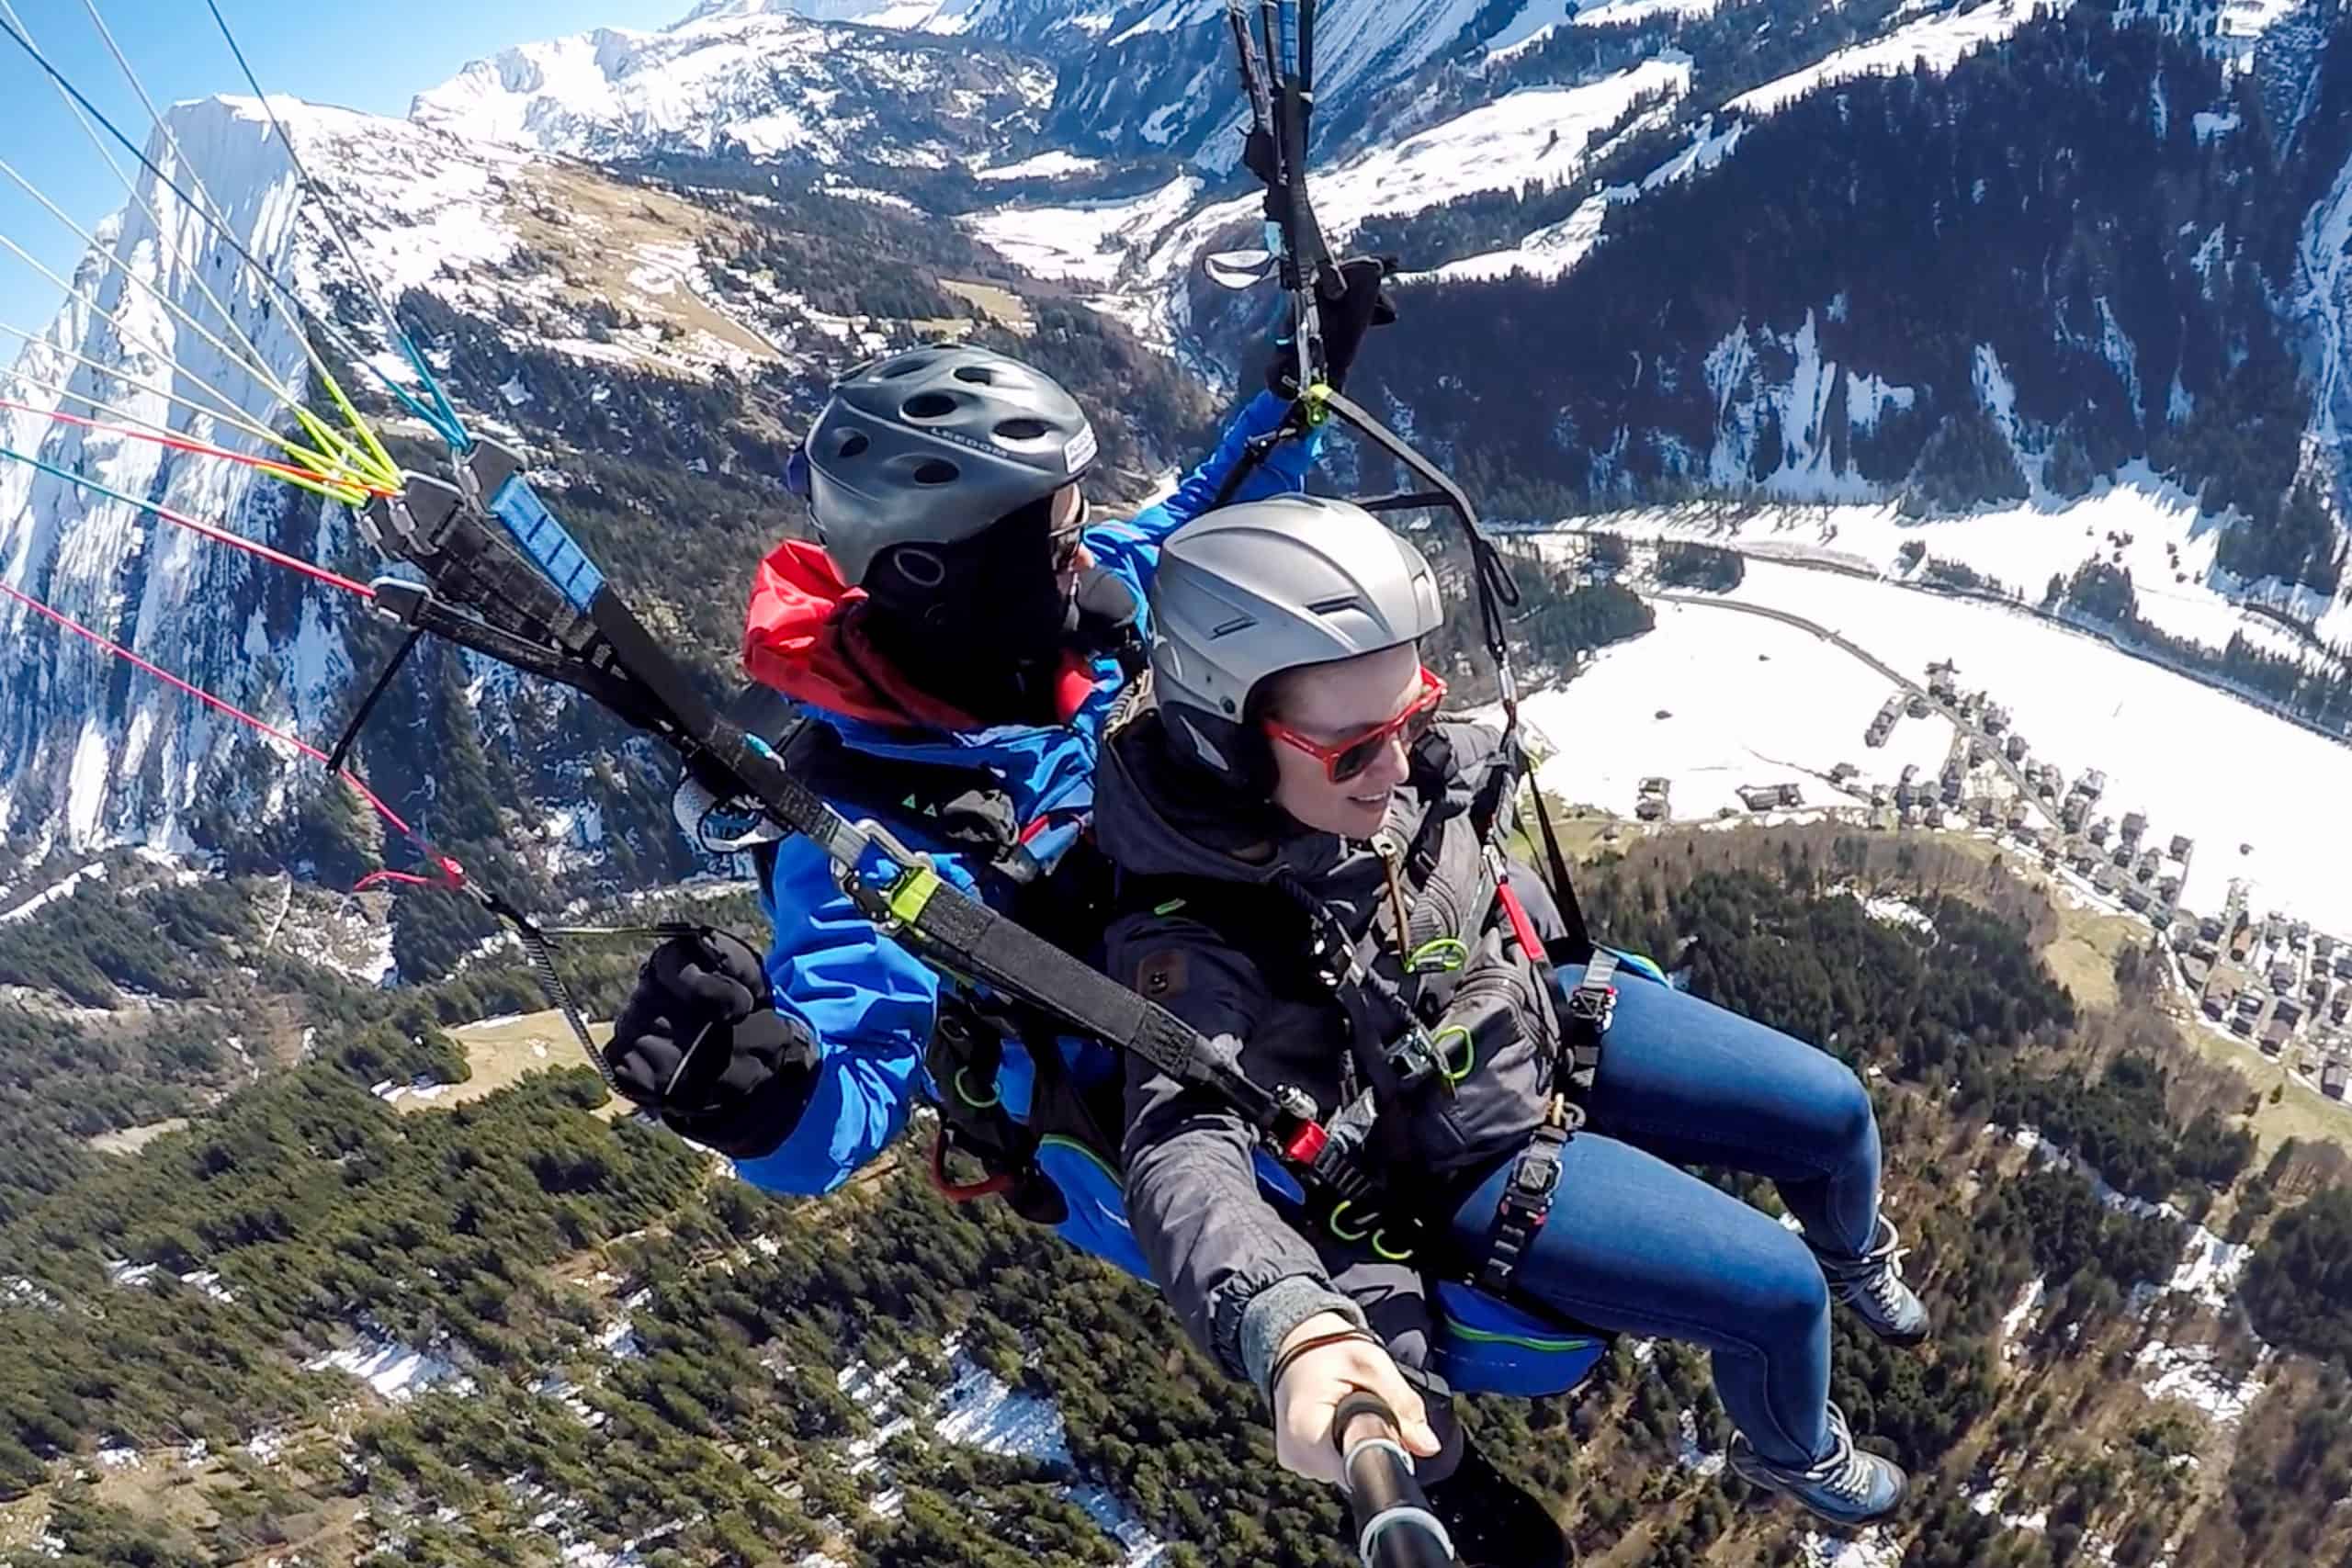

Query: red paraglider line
[0,441,382,604]
[0,398,398,499]
[0,574,461,890]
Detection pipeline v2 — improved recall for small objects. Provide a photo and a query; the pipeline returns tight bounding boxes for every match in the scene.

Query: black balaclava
[858,496,1086,727]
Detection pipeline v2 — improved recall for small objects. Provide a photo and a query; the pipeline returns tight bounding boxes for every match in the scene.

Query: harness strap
[1477,948,1617,1297]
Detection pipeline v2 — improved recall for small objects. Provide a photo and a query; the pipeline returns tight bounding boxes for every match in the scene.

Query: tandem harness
[1477,948,1617,1298]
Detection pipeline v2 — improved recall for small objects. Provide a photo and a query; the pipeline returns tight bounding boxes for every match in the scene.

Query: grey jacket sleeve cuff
[1238,1275,1368,1395]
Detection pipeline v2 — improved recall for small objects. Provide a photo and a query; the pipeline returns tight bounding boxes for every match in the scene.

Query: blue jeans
[1445,964,1883,1468]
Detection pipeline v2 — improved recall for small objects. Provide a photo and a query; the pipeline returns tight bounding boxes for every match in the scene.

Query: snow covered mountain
[0,97,453,859]
[409,4,1053,165]
[414,0,1599,167]
[0,90,843,897]
[11,0,2352,926]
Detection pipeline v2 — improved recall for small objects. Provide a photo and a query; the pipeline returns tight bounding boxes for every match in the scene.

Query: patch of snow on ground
[2164,1227,2253,1310]
[1423,192,1614,283]
[1067,1484,1175,1567]
[2,1276,62,1313]
[977,151,1102,182]
[1488,0,1573,55]
[2134,1341,2271,1423]
[1732,0,2070,115]
[307,1333,474,1401]
[1799,1526,1904,1568]
[1576,0,1721,25]
[96,1444,139,1470]
[931,1351,1074,1463]
[965,176,1204,286]
[0,863,106,925]
[1675,1406,1724,1475]
[1858,893,1936,932]
[1999,1275,2047,1359]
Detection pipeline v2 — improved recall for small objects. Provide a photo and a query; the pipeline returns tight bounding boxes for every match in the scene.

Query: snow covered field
[1575,468,2335,660]
[1523,595,1956,818]
[1524,511,2352,933]
[1721,561,2352,926]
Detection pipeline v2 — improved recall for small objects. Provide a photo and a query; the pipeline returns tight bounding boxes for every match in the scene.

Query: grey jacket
[1099,711,1564,1393]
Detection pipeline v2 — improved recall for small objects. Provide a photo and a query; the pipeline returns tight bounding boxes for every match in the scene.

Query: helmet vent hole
[877,356,927,379]
[890,547,949,590]
[912,457,960,485]
[836,432,869,458]
[955,365,996,385]
[902,390,958,420]
[994,417,1049,441]
[1307,595,1361,616]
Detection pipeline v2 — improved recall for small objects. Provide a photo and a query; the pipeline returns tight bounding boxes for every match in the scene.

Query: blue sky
[0,0,688,334]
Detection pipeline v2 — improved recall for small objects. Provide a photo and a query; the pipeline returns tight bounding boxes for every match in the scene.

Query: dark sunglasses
[1263,666,1448,784]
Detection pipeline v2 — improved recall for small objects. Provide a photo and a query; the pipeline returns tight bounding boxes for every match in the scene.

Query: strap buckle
[1564,977,1616,1034]
[1381,1023,1454,1096]
[838,817,940,933]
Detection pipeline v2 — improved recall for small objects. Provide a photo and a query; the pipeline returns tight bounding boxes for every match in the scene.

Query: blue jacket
[736,390,1321,1273]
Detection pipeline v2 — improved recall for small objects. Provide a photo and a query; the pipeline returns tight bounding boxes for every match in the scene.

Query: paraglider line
[0,9,429,472]
[0,574,433,860]
[0,400,390,502]
[0,444,379,600]
[199,0,471,454]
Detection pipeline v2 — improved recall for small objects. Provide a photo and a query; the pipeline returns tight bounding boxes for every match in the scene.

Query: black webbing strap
[1477,948,1617,1296]
[324,625,424,776]
[1524,775,1594,964]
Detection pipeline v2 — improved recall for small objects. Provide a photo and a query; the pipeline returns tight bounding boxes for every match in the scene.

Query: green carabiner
[955,1066,1001,1109]
[1435,1024,1476,1087]
[1407,937,1468,975]
[1372,1229,1416,1263]
[1328,1200,1373,1243]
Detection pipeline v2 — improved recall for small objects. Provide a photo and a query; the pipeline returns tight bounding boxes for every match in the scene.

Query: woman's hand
[1269,1312,1442,1487]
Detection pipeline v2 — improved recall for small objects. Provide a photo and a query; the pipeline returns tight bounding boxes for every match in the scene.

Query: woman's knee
[1745,1228,1833,1341]
[1820,1057,1880,1164]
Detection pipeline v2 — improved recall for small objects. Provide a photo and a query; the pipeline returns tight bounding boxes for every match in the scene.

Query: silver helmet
[1149,495,1443,782]
[797,344,1098,586]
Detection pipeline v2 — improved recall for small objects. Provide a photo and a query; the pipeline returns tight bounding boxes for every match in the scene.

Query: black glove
[605,929,820,1161]
[1263,254,1400,399]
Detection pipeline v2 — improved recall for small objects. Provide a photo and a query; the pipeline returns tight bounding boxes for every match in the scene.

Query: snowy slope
[968,57,1693,337]
[0,97,383,854]
[411,6,1052,164]
[2294,145,2352,505]
[1731,0,2073,116]
[1424,112,1745,283]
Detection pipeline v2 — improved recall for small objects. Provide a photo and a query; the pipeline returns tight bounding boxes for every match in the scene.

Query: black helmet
[795,344,1097,586]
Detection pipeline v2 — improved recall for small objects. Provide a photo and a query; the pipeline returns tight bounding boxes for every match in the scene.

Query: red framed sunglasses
[1263,666,1448,784]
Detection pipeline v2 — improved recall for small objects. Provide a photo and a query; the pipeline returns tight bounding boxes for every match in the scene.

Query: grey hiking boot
[1812,1216,1929,1347]
[1727,1404,1908,1527]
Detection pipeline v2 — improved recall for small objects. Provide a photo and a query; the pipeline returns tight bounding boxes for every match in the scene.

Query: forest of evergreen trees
[0,825,2341,1566]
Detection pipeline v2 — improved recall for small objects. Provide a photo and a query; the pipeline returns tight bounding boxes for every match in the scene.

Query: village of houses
[1620,656,2352,1110]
